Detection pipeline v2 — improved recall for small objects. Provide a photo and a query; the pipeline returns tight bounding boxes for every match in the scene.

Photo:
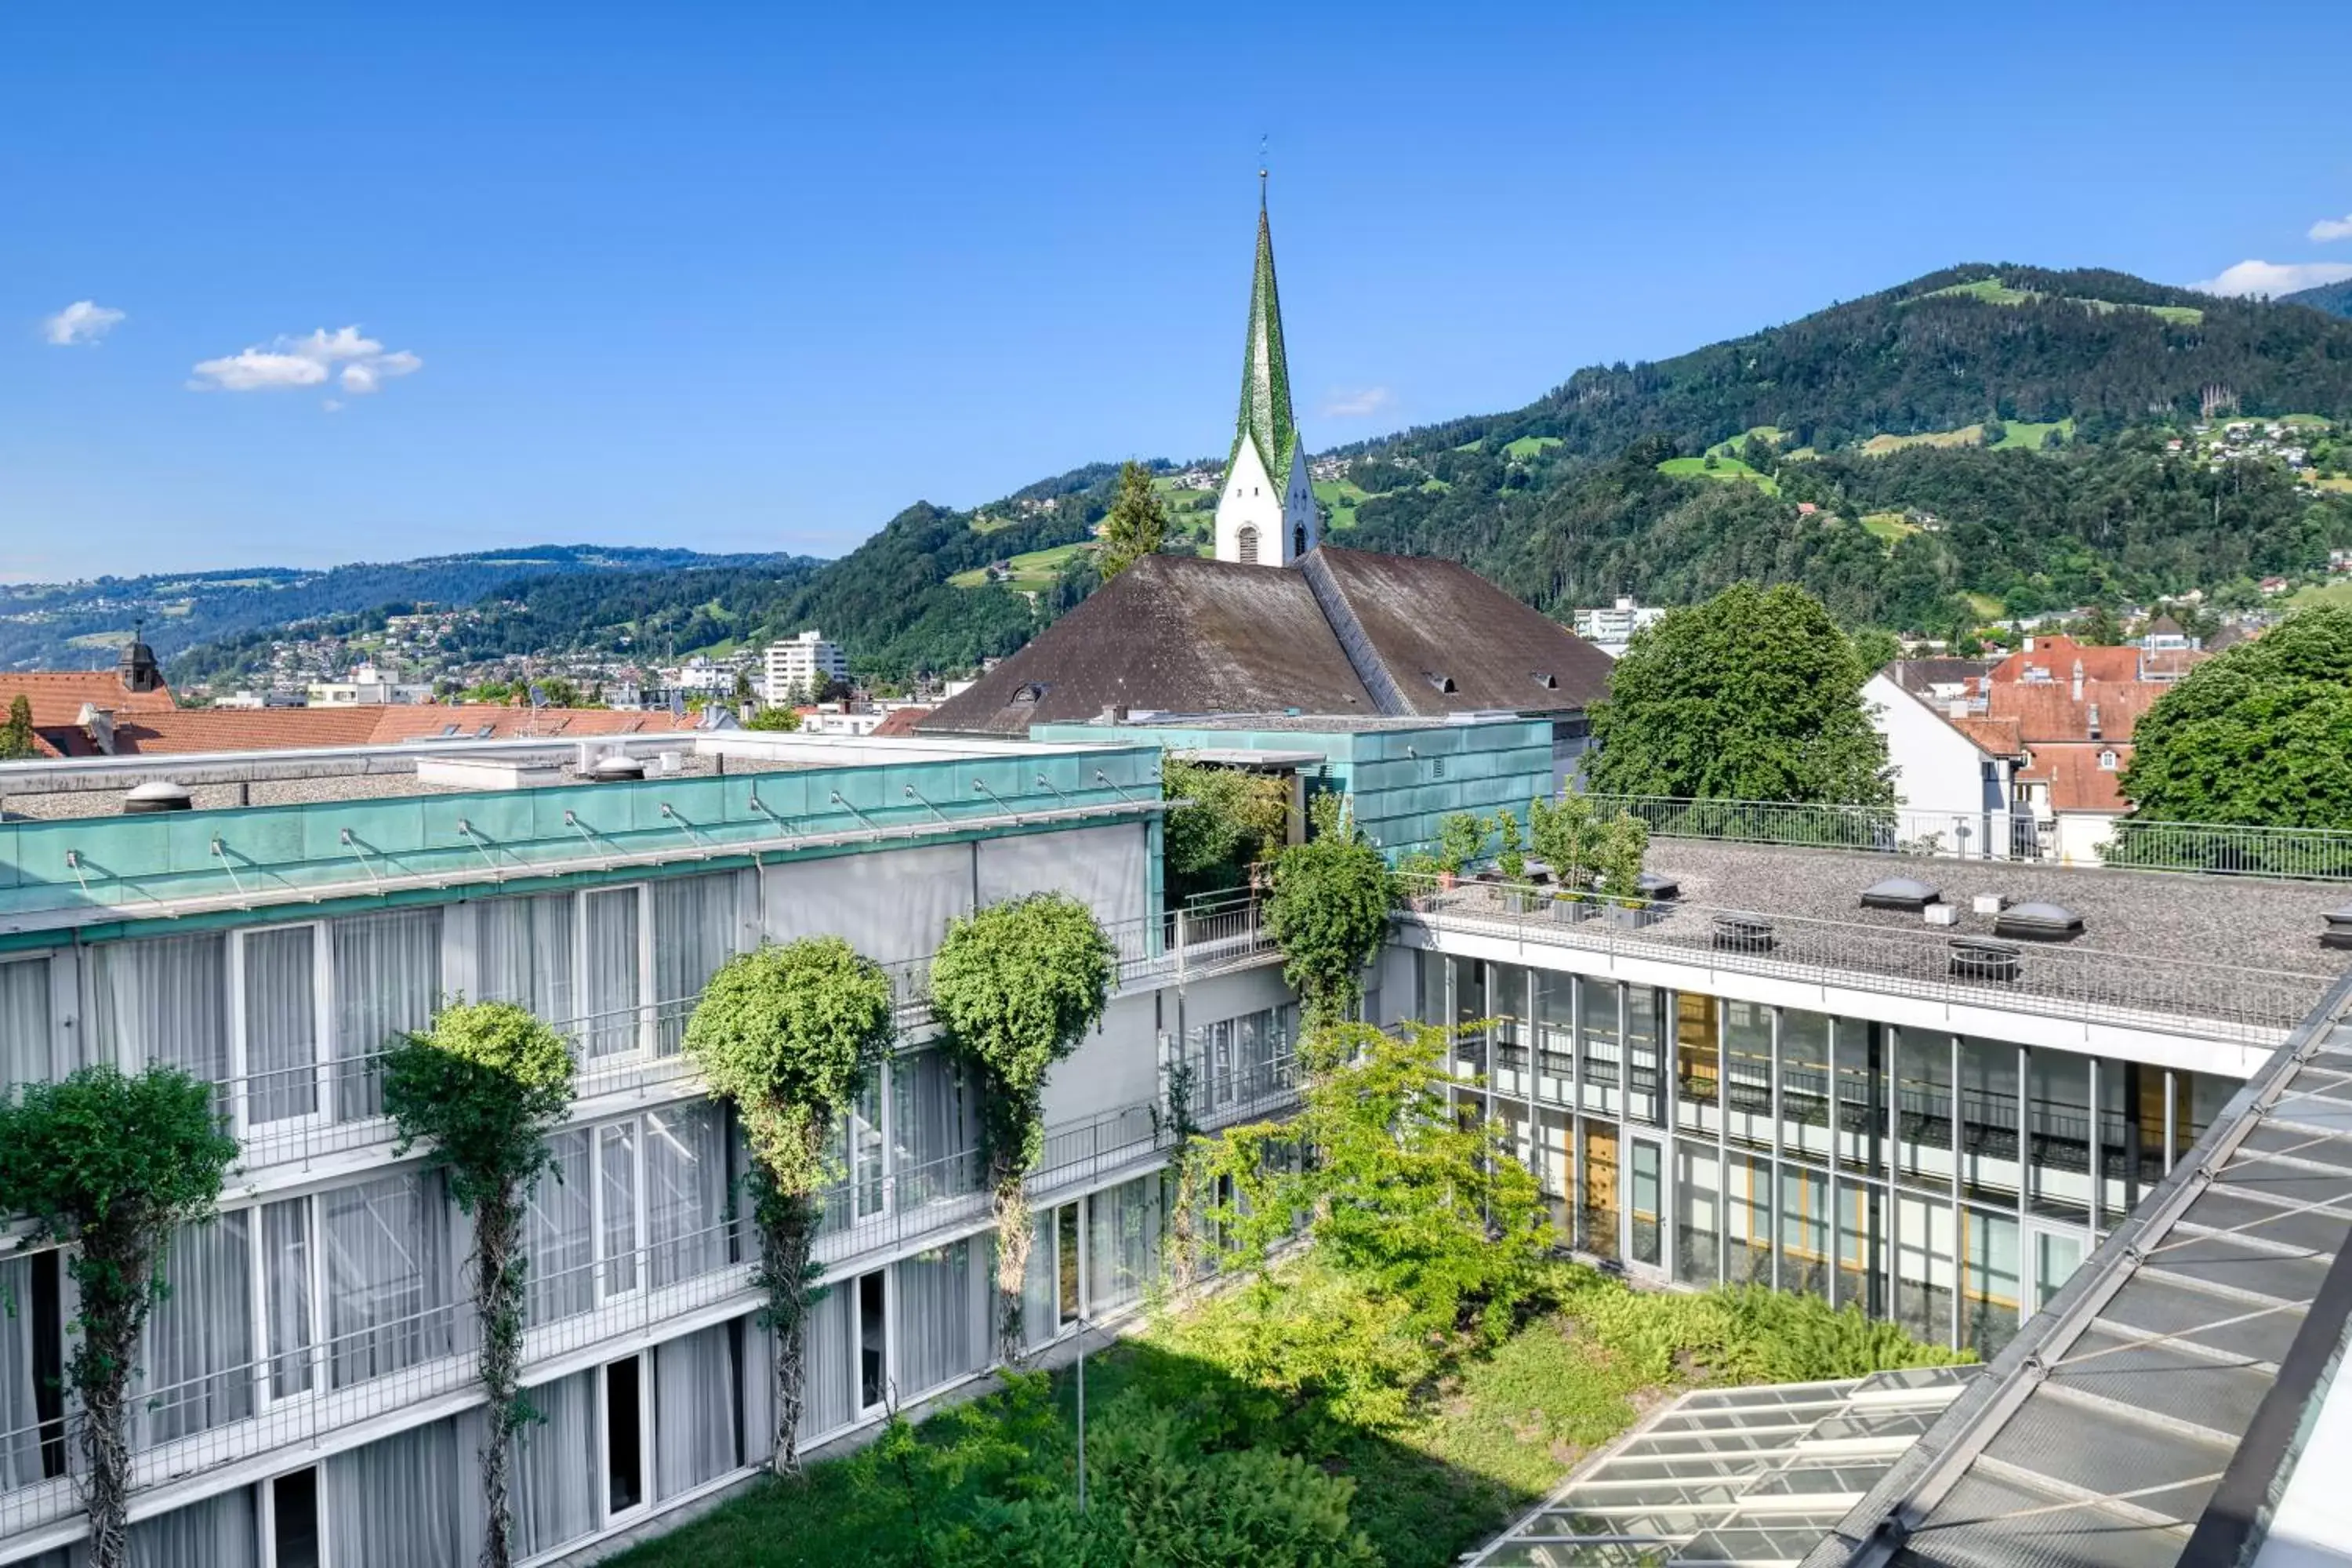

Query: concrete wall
[1868,672,1999,820]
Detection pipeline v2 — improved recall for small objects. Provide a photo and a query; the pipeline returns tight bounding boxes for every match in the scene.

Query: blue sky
[5,0,2350,582]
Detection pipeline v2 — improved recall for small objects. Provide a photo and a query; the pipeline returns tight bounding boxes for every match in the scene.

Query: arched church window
[1236,526,1260,565]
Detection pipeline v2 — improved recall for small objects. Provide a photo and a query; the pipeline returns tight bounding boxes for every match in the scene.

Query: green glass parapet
[0,745,1163,931]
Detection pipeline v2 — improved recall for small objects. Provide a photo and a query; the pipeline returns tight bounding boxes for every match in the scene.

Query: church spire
[1231,182,1298,491]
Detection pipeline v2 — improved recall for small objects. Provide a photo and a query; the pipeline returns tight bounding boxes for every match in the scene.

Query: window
[1236,525,1259,565]
[583,887,645,1058]
[477,893,575,1022]
[604,1356,646,1516]
[857,1272,888,1410]
[332,909,443,1120]
[321,1172,456,1389]
[601,1122,641,1295]
[0,955,65,1091]
[93,931,230,1088]
[2098,749,2118,771]
[241,924,324,1127]
[652,873,744,1054]
[133,1213,254,1447]
[271,1468,322,1568]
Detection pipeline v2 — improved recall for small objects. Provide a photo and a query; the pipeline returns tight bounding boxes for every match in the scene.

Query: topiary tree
[382,1001,573,1568]
[1263,797,1393,1030]
[0,1065,238,1568]
[683,938,895,1475]
[930,895,1115,1365]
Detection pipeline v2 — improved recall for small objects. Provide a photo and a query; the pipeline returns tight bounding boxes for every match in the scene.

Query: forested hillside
[2286,278,2352,319]
[161,263,2352,683]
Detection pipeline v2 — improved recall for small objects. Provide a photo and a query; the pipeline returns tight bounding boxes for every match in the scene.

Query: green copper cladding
[1229,201,1300,486]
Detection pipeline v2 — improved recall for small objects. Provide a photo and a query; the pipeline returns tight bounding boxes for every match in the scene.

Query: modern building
[1573,596,1669,656]
[305,664,436,707]
[760,633,847,706]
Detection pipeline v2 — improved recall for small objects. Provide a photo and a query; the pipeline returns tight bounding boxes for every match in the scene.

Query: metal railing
[192,891,1279,1181]
[1580,793,2352,882]
[1396,874,2330,1044]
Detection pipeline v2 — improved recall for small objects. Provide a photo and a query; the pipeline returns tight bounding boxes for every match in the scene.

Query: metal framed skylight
[1462,1368,1976,1568]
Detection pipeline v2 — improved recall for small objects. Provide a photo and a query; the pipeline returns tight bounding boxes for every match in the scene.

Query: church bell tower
[1214,172,1319,567]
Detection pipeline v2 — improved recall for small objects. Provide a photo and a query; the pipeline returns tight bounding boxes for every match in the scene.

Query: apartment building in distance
[760,632,847,706]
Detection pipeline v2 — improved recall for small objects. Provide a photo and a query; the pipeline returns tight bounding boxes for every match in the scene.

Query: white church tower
[1214,175,1320,567]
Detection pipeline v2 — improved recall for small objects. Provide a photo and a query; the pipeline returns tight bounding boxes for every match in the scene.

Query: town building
[1573,595,1669,656]
[760,632,848,706]
[0,632,178,758]
[305,663,436,707]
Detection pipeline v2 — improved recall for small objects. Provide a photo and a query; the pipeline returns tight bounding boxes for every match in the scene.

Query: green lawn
[1315,477,1372,531]
[1860,510,1918,546]
[1501,435,1563,460]
[1963,590,2006,619]
[2287,579,2352,608]
[1921,274,2204,325]
[1657,454,1780,495]
[1990,418,2074,449]
[1860,425,1984,456]
[948,541,1091,590]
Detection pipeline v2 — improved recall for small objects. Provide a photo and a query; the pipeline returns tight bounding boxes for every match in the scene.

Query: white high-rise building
[1212,178,1319,568]
[761,630,847,704]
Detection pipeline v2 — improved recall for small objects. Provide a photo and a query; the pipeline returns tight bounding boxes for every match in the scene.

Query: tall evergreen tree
[1097,462,1170,581]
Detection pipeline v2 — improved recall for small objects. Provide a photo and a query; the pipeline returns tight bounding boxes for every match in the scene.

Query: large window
[132,1214,253,1448]
[652,873,746,1054]
[0,955,67,1091]
[527,1107,741,1325]
[275,1172,458,1392]
[331,909,443,1120]
[93,931,230,1088]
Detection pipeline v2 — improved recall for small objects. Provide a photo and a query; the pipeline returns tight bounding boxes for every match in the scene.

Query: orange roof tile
[1990,636,2143,686]
[2018,743,2131,814]
[0,670,177,729]
[29,702,698,758]
[868,707,933,739]
[1984,679,2161,745]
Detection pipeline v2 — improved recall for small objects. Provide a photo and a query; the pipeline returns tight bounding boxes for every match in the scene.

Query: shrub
[1262,797,1392,1029]
[0,1065,238,1568]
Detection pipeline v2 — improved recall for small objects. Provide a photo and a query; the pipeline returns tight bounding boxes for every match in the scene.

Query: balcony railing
[209,891,1279,1181]
[1397,875,2329,1044]
[1579,793,2352,882]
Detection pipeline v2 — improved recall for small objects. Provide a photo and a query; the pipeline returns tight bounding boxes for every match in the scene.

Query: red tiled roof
[2018,743,2130,814]
[32,702,697,758]
[868,707,933,739]
[1983,679,2161,745]
[2,671,180,755]
[1989,636,2143,685]
[1947,716,2024,757]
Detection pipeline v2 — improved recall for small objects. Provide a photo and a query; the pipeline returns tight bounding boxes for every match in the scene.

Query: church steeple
[1215,176,1318,567]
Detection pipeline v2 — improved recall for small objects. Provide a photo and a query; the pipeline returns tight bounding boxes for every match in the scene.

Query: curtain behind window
[583,889,641,1058]
[891,1050,977,1209]
[510,1369,598,1559]
[0,956,67,1091]
[326,1417,464,1568]
[244,927,318,1125]
[263,1200,314,1399]
[93,933,229,1087]
[1086,1176,1161,1316]
[477,893,575,1025]
[655,1322,740,1499]
[760,843,972,965]
[0,1255,39,1489]
[645,1104,730,1288]
[128,1486,258,1568]
[975,824,1146,931]
[526,1129,595,1323]
[894,1240,982,1399]
[332,909,443,1120]
[652,873,746,1054]
[132,1214,253,1447]
[325,1174,455,1389]
[796,1287,852,1443]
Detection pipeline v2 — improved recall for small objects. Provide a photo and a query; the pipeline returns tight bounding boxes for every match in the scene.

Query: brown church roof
[919,546,1607,738]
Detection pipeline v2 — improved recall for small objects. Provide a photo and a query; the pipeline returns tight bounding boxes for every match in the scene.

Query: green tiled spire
[1229,191,1299,485]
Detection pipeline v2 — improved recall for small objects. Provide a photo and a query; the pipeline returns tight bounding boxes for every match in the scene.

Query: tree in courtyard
[746,705,802,732]
[1095,462,1170,582]
[2120,603,2352,830]
[382,1002,574,1568]
[1584,581,1893,805]
[0,1065,239,1568]
[0,695,35,760]
[684,938,895,1475]
[1261,796,1393,1029]
[930,895,1115,1365]
[1161,756,1288,906]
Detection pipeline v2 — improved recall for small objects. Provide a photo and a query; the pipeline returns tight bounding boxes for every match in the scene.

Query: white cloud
[2312,214,2352,243]
[1320,386,1395,419]
[188,324,423,397]
[43,300,125,346]
[2190,260,2352,297]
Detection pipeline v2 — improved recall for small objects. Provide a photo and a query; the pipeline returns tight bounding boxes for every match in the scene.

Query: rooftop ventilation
[122,779,192,815]
[1860,876,1942,913]
[1951,936,2021,982]
[1013,683,1047,706]
[1531,672,1558,690]
[1425,672,1457,694]
[589,756,647,783]
[2324,907,2352,951]
[1636,872,1681,902]
[1711,913,1774,953]
[1993,901,2083,942]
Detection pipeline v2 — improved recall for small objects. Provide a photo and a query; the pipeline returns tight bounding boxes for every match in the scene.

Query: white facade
[1213,438,1319,567]
[762,630,848,704]
[1573,597,1667,655]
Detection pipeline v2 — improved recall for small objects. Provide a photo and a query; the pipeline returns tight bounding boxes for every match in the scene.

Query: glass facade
[1424,958,2238,1356]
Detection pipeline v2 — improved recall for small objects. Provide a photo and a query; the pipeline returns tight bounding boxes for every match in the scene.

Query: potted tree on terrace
[1530,792,1603,924]
[1598,811,1655,929]
[1486,808,1538,913]
[1434,811,1487,893]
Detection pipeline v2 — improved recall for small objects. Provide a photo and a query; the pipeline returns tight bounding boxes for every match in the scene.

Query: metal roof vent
[1860,876,1941,913]
[589,755,647,783]
[1425,672,1457,694]
[1636,872,1681,902]
[1994,901,2084,942]
[123,779,193,815]
[2324,906,2352,951]
[1532,672,1558,690]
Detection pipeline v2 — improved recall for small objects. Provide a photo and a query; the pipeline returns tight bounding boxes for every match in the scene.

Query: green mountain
[166,263,2352,682]
[2285,278,2352,319]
